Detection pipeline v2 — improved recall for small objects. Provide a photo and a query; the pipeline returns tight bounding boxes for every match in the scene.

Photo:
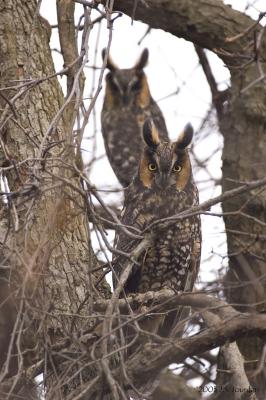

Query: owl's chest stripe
[137,227,195,292]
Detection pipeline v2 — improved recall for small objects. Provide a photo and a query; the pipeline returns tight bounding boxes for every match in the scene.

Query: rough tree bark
[0,1,109,398]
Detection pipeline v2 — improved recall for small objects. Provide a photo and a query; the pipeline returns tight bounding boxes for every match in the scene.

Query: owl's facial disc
[140,120,193,191]
[107,69,143,106]
[140,145,191,191]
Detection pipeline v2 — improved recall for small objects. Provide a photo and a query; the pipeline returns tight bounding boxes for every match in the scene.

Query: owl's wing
[101,111,142,187]
[188,232,202,290]
[112,185,146,292]
[159,219,202,338]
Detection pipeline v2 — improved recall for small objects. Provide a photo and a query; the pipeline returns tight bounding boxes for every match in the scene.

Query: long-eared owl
[101,48,169,187]
[113,119,201,336]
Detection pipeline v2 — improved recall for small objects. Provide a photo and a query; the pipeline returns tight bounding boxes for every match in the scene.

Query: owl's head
[102,48,150,108]
[139,119,194,191]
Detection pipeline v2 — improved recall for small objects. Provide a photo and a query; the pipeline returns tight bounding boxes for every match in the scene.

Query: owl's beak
[156,172,170,189]
[122,94,130,106]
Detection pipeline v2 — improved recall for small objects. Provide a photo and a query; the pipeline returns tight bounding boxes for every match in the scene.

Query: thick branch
[94,289,238,317]
[57,0,83,95]
[113,0,256,62]
[127,313,266,388]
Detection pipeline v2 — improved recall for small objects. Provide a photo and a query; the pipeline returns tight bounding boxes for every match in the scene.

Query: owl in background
[101,48,169,187]
[113,119,201,337]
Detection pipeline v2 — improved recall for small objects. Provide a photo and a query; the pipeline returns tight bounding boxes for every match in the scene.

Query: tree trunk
[0,1,109,398]
[220,62,266,400]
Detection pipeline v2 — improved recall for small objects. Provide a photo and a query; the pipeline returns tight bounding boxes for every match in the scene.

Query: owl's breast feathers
[114,181,201,294]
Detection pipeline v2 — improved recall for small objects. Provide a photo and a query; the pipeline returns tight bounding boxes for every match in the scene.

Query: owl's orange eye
[148,163,157,171]
[173,163,182,172]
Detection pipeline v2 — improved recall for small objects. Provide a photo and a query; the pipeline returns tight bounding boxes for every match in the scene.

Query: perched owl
[113,119,201,337]
[101,48,169,187]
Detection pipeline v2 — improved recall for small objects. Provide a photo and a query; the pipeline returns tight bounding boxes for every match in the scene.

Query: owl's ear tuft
[143,119,160,149]
[175,123,194,151]
[134,48,149,70]
[102,48,117,71]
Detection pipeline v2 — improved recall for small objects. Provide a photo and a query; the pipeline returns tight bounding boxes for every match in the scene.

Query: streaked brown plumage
[113,119,201,336]
[101,48,169,187]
